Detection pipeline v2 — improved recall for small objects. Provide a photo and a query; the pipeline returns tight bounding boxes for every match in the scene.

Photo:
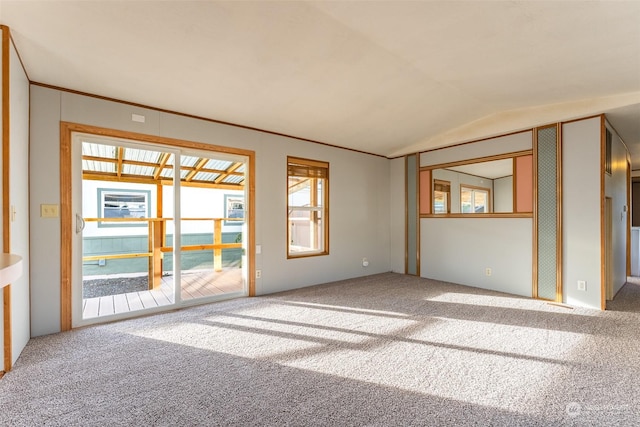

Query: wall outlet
[256,270,262,279]
[362,258,369,267]
[485,268,492,276]
[577,280,586,291]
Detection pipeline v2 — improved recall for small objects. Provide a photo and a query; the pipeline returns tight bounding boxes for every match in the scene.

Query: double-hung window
[460,185,490,213]
[98,188,150,227]
[287,157,329,257]
[433,180,451,214]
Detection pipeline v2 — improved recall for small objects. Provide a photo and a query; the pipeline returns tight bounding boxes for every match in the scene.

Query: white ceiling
[1,1,639,162]
[448,159,513,181]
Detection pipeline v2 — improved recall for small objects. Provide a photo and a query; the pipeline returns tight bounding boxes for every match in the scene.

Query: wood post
[153,220,163,289]
[81,217,229,285]
[148,220,163,290]
[214,219,222,272]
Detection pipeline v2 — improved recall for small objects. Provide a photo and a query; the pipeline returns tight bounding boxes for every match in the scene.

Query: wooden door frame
[60,122,256,331]
[627,160,631,277]
[1,25,11,372]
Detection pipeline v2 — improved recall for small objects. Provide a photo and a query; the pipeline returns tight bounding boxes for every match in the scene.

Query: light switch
[41,204,59,218]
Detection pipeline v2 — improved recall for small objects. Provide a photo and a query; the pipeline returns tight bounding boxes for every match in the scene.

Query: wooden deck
[82,267,244,319]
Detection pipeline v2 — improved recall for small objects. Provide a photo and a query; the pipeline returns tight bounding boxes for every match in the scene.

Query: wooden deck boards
[82,267,243,319]
[113,293,129,314]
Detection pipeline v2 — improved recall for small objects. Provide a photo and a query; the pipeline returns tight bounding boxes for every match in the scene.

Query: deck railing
[82,217,242,289]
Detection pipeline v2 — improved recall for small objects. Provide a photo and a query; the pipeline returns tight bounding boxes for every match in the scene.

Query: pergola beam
[82,155,243,180]
[83,172,243,190]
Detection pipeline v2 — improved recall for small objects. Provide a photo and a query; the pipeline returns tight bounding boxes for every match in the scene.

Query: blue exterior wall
[82,232,242,276]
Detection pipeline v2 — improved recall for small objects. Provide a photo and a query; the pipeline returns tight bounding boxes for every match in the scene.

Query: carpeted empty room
[0,273,638,426]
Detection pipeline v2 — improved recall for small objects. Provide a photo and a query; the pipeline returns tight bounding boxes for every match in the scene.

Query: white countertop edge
[0,254,23,288]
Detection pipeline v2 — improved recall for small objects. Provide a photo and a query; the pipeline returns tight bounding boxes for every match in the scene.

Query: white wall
[418,131,533,296]
[417,120,627,310]
[494,176,513,213]
[605,123,629,297]
[8,41,31,364]
[0,30,31,369]
[421,218,532,296]
[562,117,602,309]
[29,86,392,335]
[165,187,244,235]
[158,112,391,295]
[562,116,628,310]
[29,87,62,336]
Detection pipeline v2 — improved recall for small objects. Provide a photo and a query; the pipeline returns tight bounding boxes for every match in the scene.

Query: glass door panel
[78,139,176,322]
[179,154,246,302]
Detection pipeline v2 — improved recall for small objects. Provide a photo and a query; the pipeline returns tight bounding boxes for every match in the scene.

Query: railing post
[214,219,222,272]
[148,220,154,290]
[153,220,163,289]
[148,220,163,290]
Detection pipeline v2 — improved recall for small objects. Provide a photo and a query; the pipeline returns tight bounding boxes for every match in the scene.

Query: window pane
[474,192,487,213]
[288,177,324,208]
[288,177,312,207]
[104,193,147,218]
[434,191,447,214]
[433,179,450,214]
[461,187,490,214]
[99,188,151,227]
[461,189,472,213]
[289,209,324,253]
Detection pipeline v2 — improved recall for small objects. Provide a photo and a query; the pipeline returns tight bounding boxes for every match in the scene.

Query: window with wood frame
[287,157,329,257]
[461,185,490,213]
[98,188,151,227]
[433,180,451,214]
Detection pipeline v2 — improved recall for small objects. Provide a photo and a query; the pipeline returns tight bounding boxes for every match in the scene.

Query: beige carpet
[0,273,638,426]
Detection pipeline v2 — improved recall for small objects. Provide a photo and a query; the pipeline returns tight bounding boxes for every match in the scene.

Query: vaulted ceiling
[1,1,639,163]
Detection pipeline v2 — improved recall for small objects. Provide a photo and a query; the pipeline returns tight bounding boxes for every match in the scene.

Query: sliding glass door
[71,133,248,327]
